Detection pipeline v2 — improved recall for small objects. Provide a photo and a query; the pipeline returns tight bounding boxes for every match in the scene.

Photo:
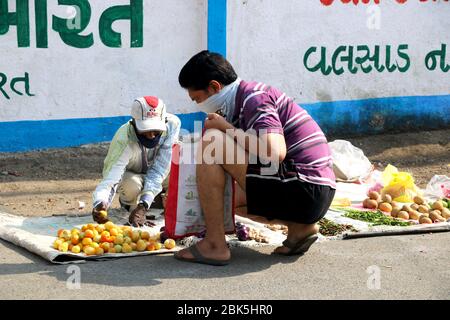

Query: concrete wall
[227,0,450,135]
[0,0,449,151]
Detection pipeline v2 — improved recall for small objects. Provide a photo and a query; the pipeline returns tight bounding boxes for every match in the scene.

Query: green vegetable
[318,218,357,236]
[339,208,412,227]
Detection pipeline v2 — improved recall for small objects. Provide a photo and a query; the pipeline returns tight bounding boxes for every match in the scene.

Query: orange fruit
[58,242,69,252]
[57,229,64,237]
[104,221,115,231]
[164,239,176,250]
[98,210,108,220]
[122,243,132,254]
[95,247,104,255]
[146,242,156,251]
[108,247,116,254]
[71,245,81,254]
[81,225,88,232]
[93,235,101,243]
[53,239,64,249]
[100,242,110,252]
[131,231,140,242]
[109,228,119,237]
[71,234,80,245]
[83,246,96,256]
[141,231,150,240]
[90,242,100,249]
[114,235,124,245]
[61,230,71,241]
[82,237,93,246]
[136,240,147,252]
[154,242,162,250]
[100,231,110,242]
[124,236,132,244]
[84,229,94,239]
[71,228,80,234]
[130,243,137,251]
[95,224,106,233]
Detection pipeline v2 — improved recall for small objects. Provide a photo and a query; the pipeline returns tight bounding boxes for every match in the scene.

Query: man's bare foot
[273,223,319,255]
[176,239,231,262]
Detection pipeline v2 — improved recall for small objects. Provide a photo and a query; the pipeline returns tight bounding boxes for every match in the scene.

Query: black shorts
[246,165,335,224]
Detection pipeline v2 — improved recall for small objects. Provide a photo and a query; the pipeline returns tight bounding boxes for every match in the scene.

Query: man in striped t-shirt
[175,51,336,266]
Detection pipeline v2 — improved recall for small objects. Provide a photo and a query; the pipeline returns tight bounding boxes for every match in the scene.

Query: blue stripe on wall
[0,112,206,152]
[207,0,227,56]
[302,94,450,136]
[0,95,448,152]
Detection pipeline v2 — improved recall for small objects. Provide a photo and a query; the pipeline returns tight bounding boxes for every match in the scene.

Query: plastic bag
[424,175,450,200]
[380,164,420,203]
[165,139,235,239]
[329,140,373,183]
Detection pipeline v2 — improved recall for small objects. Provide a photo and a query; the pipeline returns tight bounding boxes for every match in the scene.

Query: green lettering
[35,0,48,48]
[385,45,397,72]
[99,0,143,48]
[0,72,10,99]
[396,44,410,73]
[0,0,30,47]
[355,45,373,74]
[52,0,94,48]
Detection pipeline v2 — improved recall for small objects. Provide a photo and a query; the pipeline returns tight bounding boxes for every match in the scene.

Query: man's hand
[205,113,234,132]
[92,202,109,224]
[128,204,155,227]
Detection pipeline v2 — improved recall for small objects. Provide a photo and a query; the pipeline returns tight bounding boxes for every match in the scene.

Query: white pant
[117,171,169,210]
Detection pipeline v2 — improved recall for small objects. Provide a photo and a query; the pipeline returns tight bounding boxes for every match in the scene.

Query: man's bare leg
[176,129,247,262]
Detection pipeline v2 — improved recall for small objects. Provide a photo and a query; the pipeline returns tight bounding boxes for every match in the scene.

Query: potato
[363,198,378,210]
[402,204,411,212]
[368,191,380,200]
[432,201,444,211]
[429,211,443,222]
[379,202,392,213]
[397,211,409,220]
[413,196,425,205]
[417,205,429,214]
[411,203,419,211]
[391,201,401,210]
[408,211,420,220]
[381,194,392,203]
[391,207,400,218]
[419,216,433,224]
[441,208,450,219]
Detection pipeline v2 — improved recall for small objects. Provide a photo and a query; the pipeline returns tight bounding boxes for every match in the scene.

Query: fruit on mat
[53,222,176,256]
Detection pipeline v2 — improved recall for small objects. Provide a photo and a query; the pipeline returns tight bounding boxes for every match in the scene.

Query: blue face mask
[132,121,162,149]
[137,132,161,149]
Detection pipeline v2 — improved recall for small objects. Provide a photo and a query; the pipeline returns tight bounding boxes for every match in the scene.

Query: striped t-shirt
[231,80,336,189]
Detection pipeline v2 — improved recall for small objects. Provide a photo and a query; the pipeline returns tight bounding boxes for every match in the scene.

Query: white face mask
[197,78,241,120]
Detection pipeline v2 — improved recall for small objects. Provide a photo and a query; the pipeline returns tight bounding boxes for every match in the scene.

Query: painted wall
[227,0,449,135]
[0,0,208,151]
[0,0,449,152]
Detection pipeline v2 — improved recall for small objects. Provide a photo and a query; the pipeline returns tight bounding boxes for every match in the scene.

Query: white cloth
[197,78,241,122]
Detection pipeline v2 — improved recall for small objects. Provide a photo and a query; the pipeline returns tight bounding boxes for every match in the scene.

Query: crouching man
[92,96,180,227]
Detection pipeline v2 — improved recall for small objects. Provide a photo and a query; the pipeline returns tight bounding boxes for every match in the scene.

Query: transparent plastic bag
[424,175,450,200]
[329,140,373,183]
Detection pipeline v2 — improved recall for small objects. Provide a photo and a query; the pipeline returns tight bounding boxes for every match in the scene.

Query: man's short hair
[178,50,238,90]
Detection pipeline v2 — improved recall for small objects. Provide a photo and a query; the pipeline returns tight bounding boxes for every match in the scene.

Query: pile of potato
[362,191,450,224]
